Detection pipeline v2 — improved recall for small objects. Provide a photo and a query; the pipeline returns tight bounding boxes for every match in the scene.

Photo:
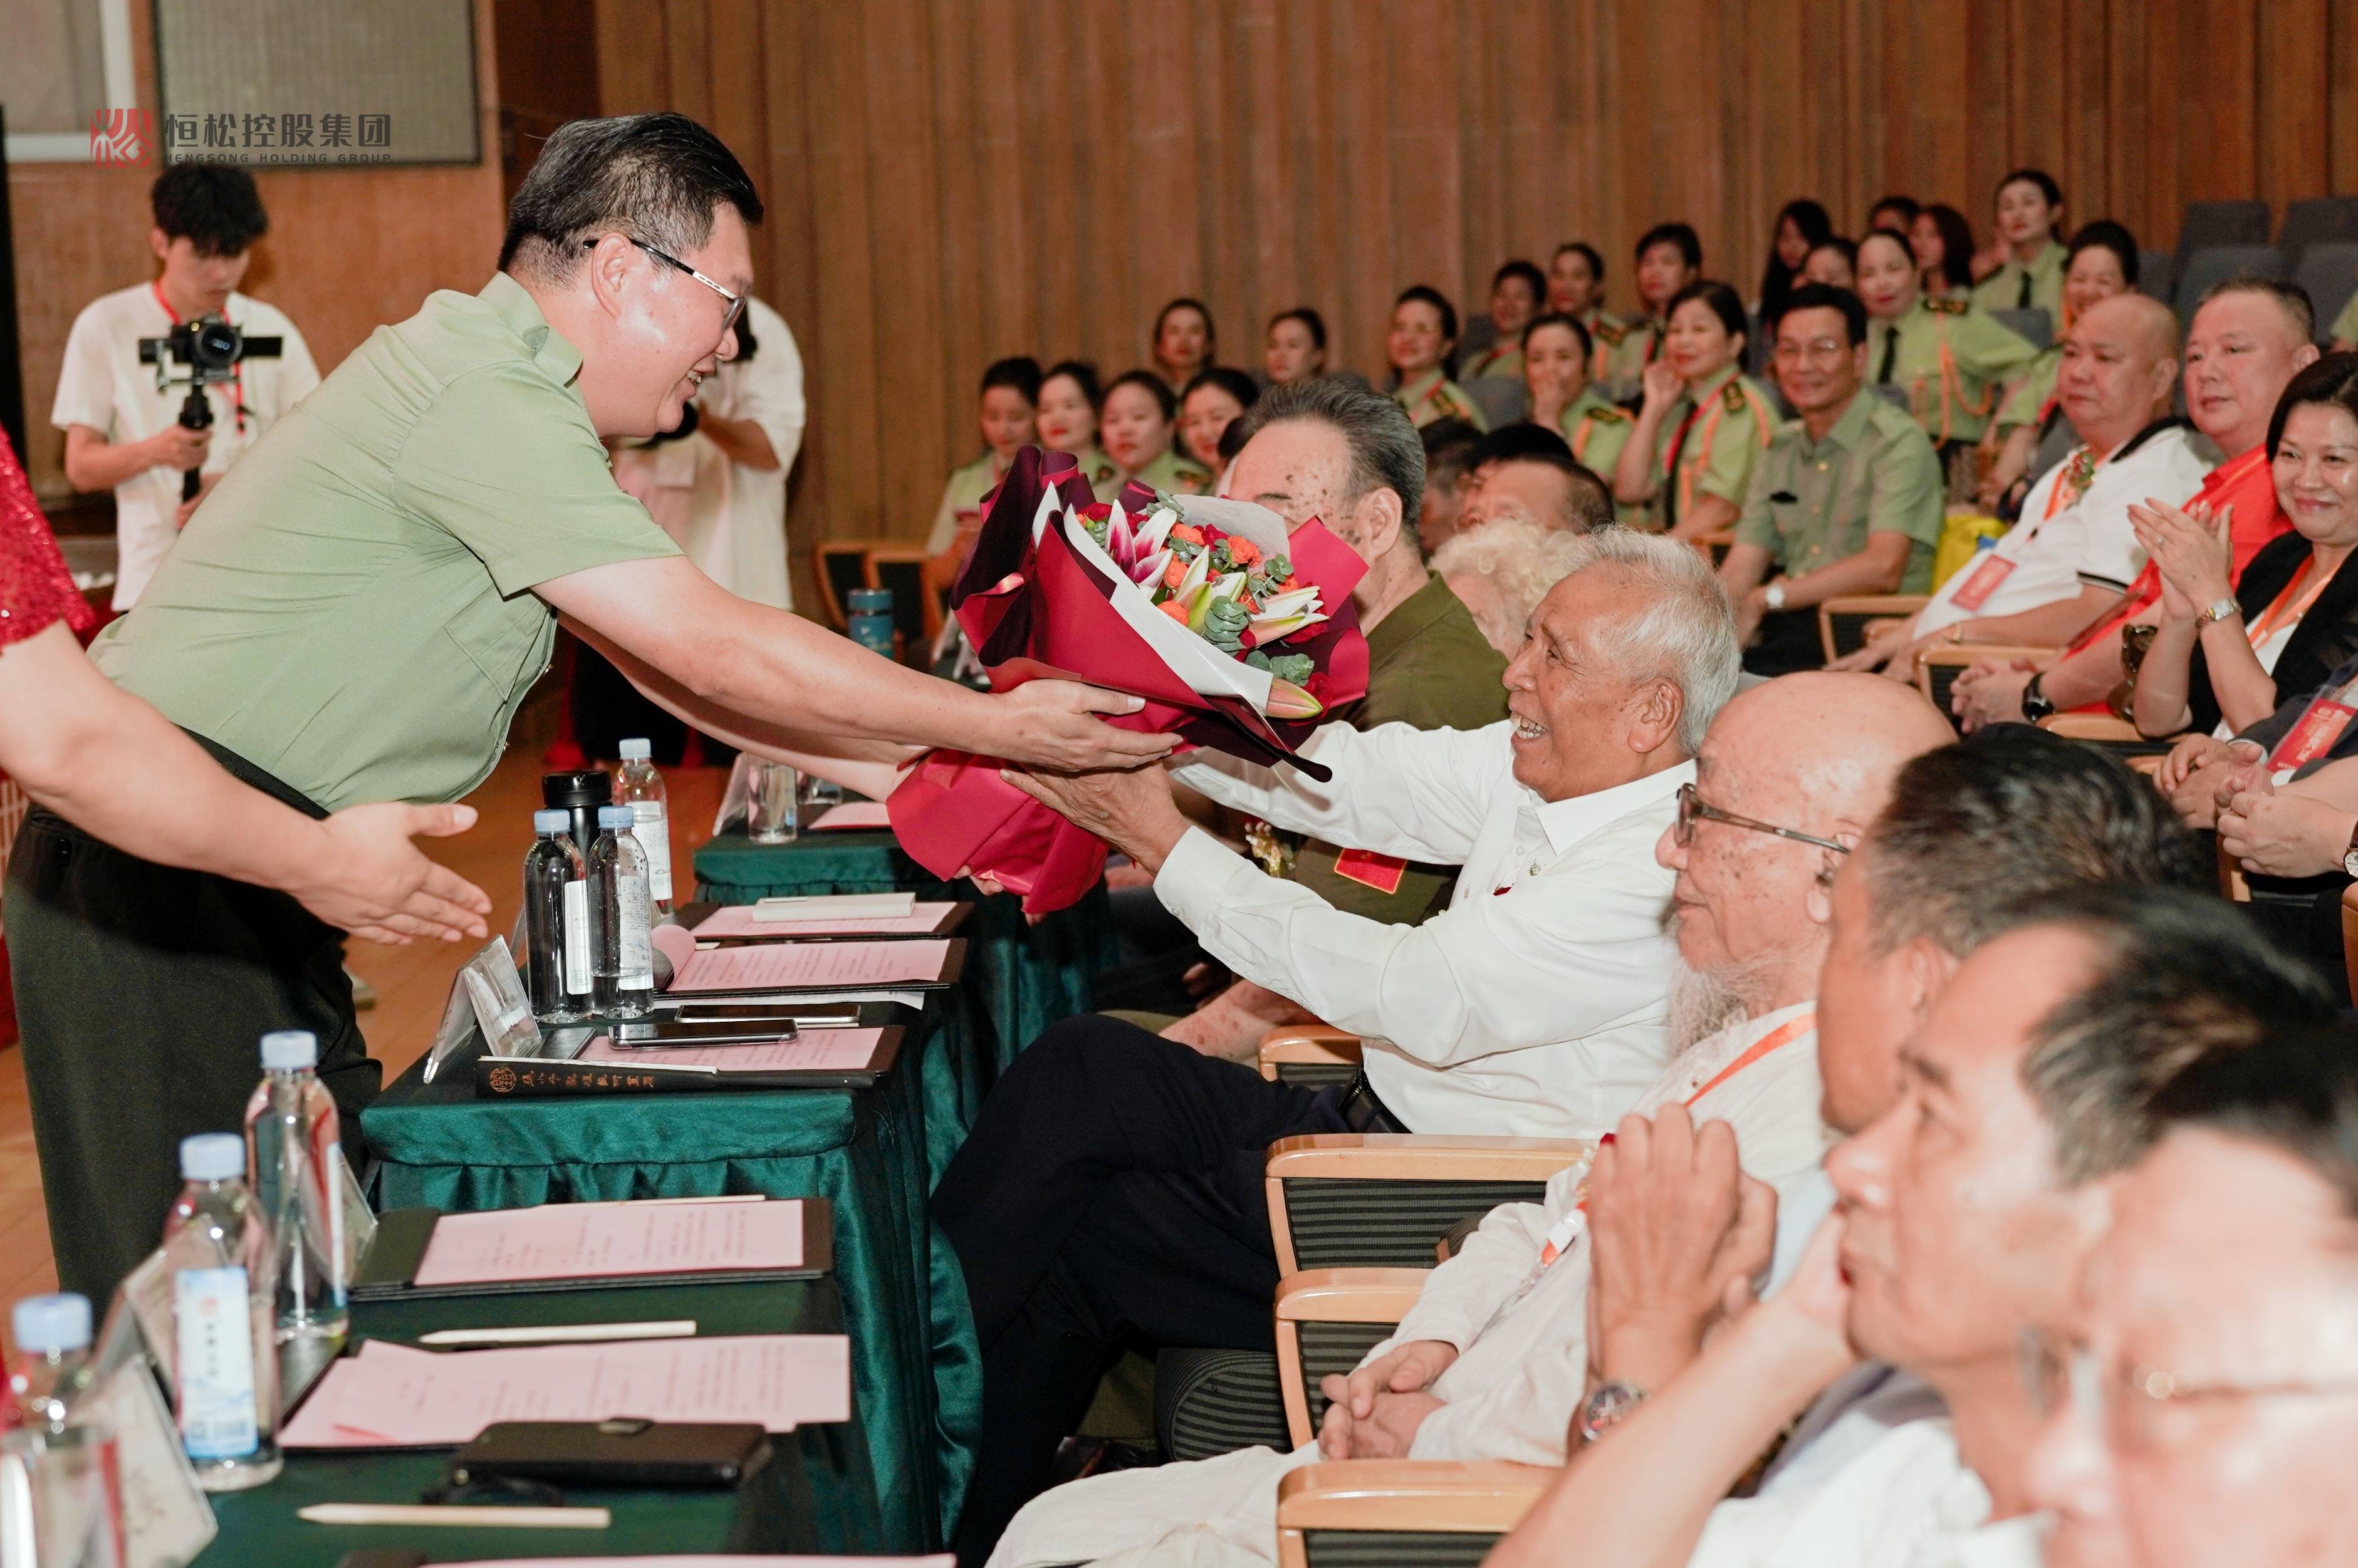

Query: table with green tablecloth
[198,1275,885,1565]
[358,1005,975,1550]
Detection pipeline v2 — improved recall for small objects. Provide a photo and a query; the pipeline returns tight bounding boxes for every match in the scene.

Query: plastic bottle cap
[847,587,893,611]
[618,739,652,760]
[11,1294,92,1355]
[259,1030,318,1070]
[533,809,570,834]
[598,806,634,829]
[179,1133,244,1182]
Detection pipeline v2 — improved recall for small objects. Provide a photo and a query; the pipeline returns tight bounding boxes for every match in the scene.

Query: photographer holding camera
[52,162,318,609]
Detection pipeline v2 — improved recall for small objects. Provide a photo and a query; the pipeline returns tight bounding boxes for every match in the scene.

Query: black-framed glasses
[1674,782,1850,854]
[587,235,746,341]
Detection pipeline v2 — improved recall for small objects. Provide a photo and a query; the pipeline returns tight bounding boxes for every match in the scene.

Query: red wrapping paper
[886,446,1370,913]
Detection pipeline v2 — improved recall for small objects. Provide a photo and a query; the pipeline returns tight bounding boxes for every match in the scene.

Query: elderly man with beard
[1492,883,2334,1568]
[974,672,1949,1568]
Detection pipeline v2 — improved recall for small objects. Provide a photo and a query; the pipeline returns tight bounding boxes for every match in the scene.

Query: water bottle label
[562,880,592,995]
[630,804,674,903]
[174,1267,259,1460]
[618,873,654,989]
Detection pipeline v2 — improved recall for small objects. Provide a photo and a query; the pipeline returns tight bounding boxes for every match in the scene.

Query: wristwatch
[2199,596,2242,626]
[2020,672,2055,723]
[1577,1381,1647,1446]
[2342,818,2358,880]
[1762,581,1788,613]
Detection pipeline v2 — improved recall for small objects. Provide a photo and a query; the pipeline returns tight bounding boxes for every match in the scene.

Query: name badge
[1948,553,2017,612]
[1332,848,1409,894]
[2268,699,2357,773]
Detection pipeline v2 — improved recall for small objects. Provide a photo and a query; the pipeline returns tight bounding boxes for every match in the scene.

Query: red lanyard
[1682,1010,1815,1106]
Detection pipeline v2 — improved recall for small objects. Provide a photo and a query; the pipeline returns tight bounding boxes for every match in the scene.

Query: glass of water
[748,762,801,844]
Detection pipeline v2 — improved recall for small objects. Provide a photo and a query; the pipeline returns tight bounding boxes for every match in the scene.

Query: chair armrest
[1259,1027,1365,1084]
[1273,1269,1432,1448]
[1266,1136,1591,1275]
[1267,1134,1594,1183]
[1817,594,1931,663]
[1913,645,2057,724]
[1276,1267,1433,1324]
[1275,1459,1558,1538]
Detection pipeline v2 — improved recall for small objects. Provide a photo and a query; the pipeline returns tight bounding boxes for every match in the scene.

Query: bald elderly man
[982,674,1954,1568]
[1834,294,2212,680]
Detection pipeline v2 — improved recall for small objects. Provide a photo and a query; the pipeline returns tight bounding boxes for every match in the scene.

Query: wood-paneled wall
[593,0,2357,596]
[8,1,506,507]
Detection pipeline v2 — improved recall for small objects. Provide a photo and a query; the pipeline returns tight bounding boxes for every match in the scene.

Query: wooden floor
[0,749,728,1356]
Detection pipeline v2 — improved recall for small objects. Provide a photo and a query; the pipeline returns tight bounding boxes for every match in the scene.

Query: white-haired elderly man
[932,527,1741,1562]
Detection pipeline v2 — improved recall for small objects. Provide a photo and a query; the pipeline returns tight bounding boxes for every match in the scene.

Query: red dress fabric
[0,430,98,649]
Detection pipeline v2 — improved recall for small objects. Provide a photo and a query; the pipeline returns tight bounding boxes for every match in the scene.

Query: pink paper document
[578,1028,889,1074]
[281,1336,850,1448]
[694,903,959,939]
[669,938,952,993]
[412,1198,805,1287]
[809,801,892,830]
[463,1559,952,1567]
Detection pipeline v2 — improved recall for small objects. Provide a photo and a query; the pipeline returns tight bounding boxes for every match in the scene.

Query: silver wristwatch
[1577,1381,1647,1446]
[1763,581,1788,613]
[2199,596,2241,625]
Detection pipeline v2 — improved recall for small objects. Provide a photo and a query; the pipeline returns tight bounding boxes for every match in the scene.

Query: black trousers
[932,1014,1394,1564]
[4,740,377,1306]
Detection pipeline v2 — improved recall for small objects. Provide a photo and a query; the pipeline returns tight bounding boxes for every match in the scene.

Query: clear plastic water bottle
[162,1134,281,1491]
[847,586,897,659]
[524,809,592,1022]
[590,806,655,1018]
[615,739,674,916]
[243,1031,348,1349]
[8,1294,95,1433]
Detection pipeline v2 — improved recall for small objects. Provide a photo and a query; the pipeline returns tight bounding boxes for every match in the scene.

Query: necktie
[1875,325,1898,385]
[2016,270,2032,310]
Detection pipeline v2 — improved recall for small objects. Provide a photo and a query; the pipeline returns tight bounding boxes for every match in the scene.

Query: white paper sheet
[668,940,953,994]
[577,1029,890,1075]
[459,1558,952,1567]
[696,903,959,939]
[806,801,894,831]
[412,1198,806,1287]
[279,1336,850,1449]
[751,891,915,920]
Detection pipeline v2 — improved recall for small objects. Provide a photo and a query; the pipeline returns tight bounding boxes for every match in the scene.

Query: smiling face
[1490,273,1540,336]
[1154,306,1210,380]
[1996,178,2060,251]
[1036,373,1097,452]
[1827,925,2099,1377]
[1772,304,1865,419]
[979,385,1036,463]
[2062,245,2129,326]
[1855,232,1920,320]
[1801,245,1855,291]
[1663,297,1740,384]
[1774,214,1813,268]
[584,204,756,439]
[1908,212,1945,275]
[2275,402,2358,551]
[2183,291,2315,457]
[1501,565,1679,801]
[1549,249,1601,315]
[1389,299,1451,378]
[2026,1128,2358,1568]
[1100,382,1172,472]
[1178,382,1247,470]
[1635,241,1695,316]
[1521,321,1590,408]
[1266,318,1324,384]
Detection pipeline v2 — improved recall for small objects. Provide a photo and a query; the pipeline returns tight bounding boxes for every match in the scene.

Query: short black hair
[1635,222,1702,270]
[2065,219,2141,288]
[1042,360,1103,412]
[1394,284,1460,345]
[1775,283,1869,346]
[2267,351,2358,461]
[1105,368,1179,422]
[1493,259,1548,306]
[1553,241,1605,283]
[980,356,1043,402]
[1867,194,1922,231]
[1998,167,2064,210]
[1805,236,1859,276]
[1521,310,1595,363]
[150,163,268,257]
[1421,417,1486,489]
[1472,422,1573,467]
[1154,298,1215,355]
[1665,279,1749,348]
[2009,884,2336,1184]
[2209,278,2319,353]
[1183,365,1261,414]
[500,112,763,279]
[2151,1020,2358,1220]
[1269,306,1328,351]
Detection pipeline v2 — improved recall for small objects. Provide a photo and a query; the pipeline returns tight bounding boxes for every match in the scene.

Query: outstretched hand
[294,803,491,945]
[1001,757,1191,873]
[994,680,1179,773]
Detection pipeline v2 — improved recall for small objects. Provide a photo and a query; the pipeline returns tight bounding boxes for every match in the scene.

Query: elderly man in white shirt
[932,527,1737,1563]
[1491,886,2335,1568]
[979,672,1953,1568]
[1832,294,2210,681]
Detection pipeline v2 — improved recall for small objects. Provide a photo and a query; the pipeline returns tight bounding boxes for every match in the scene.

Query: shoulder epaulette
[1926,296,1969,316]
[1721,382,1748,414]
[1584,404,1630,425]
[1592,320,1629,346]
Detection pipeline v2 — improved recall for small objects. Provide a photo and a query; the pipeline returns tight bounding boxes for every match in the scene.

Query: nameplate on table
[693,901,969,940]
[279,1335,851,1450]
[665,938,964,994]
[353,1197,835,1297]
[752,891,914,921]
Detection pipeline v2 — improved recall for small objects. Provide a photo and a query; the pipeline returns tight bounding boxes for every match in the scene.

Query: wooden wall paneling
[756,1,822,608]
[2138,0,2182,247]
[926,0,985,470]
[2334,0,2358,194]
[2179,0,2257,202]
[1959,0,2013,229]
[1333,0,1395,373]
[661,0,715,123]
[2059,0,2110,222]
[2105,0,2152,244]
[2257,0,2331,218]
[800,1,884,536]
[595,0,667,115]
[1389,0,1463,308]
[1234,0,1293,366]
[861,0,951,534]
[1074,0,1130,371]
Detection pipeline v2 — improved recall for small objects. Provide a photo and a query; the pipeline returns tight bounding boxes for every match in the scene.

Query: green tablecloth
[358,1007,976,1550]
[198,1277,885,1565]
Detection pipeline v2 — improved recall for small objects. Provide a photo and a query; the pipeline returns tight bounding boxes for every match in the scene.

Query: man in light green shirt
[12,112,1171,1303]
[1721,284,1945,675]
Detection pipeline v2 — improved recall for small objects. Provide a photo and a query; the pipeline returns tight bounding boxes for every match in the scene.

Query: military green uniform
[1125,445,1213,499]
[1565,392,1651,529]
[1458,341,1524,385]
[1062,445,1121,502]
[1596,314,1662,402]
[1993,348,2060,433]
[1865,295,2041,448]
[1971,241,2066,318]
[1646,363,1779,533]
[2332,289,2358,346]
[928,453,1004,554]
[1394,368,1488,431]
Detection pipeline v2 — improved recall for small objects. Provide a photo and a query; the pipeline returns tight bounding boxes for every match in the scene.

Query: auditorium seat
[813,539,891,631]
[1274,1269,1429,1445]
[2277,197,2358,266]
[1275,1460,1554,1568]
[2139,250,2176,308]
[2174,246,2286,323]
[1259,1025,1364,1090]
[1463,376,1530,431]
[1817,595,1928,663]
[1989,307,2053,350]
[1914,645,2056,730]
[2176,200,2272,262]
[2293,243,2358,345]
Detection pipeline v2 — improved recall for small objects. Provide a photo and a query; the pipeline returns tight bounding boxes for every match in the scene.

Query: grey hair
[1557,526,1740,753]
[1231,376,1427,536]
[1431,517,1592,652]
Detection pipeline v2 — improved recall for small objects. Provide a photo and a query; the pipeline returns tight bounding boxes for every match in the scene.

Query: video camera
[137,316,283,502]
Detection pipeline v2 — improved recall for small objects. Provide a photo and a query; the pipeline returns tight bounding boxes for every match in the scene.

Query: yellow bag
[1931,510,2010,591]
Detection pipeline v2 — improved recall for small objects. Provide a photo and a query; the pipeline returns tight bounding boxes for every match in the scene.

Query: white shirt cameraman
[53,283,318,609]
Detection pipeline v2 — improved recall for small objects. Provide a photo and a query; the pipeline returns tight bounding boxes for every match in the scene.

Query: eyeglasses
[2019,1326,2358,1452]
[1772,337,1850,364]
[586,235,746,343]
[1673,782,1850,854]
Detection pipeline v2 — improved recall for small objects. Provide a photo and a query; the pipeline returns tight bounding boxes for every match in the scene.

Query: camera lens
[192,319,242,373]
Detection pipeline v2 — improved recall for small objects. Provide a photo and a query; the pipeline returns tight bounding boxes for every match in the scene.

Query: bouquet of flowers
[886,445,1370,913]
